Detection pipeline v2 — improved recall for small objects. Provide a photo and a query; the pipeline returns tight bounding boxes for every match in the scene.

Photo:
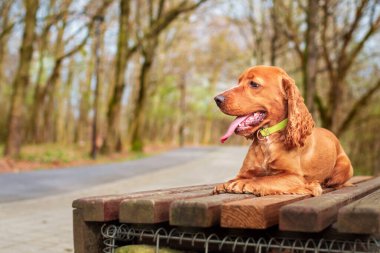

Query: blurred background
[0,0,379,175]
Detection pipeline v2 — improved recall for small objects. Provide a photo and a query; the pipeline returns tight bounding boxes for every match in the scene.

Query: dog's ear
[282,74,314,149]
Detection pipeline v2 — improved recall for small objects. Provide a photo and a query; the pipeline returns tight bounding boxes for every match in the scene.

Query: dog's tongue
[220,115,250,143]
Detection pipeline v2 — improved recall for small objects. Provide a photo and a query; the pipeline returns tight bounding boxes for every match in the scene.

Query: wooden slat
[337,188,380,234]
[72,184,215,221]
[119,189,213,223]
[220,176,372,229]
[221,195,309,229]
[170,194,253,227]
[279,177,380,232]
[346,175,372,184]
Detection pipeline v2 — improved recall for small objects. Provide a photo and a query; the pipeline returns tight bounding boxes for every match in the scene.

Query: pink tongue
[220,115,250,143]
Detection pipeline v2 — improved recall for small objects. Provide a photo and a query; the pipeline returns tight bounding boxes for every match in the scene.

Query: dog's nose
[214,95,225,106]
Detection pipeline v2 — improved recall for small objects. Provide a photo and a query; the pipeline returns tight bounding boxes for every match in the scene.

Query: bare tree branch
[58,0,113,61]
[337,79,380,136]
[146,0,207,39]
[321,1,335,83]
[338,0,368,62]
[342,14,380,74]
[277,1,303,60]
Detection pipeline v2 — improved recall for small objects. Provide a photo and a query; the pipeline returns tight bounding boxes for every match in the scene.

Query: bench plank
[279,177,380,232]
[72,184,215,221]
[346,176,373,184]
[119,189,213,223]
[170,194,253,227]
[337,188,380,234]
[221,195,309,229]
[221,176,371,229]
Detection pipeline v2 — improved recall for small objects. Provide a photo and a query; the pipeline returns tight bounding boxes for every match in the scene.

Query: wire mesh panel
[101,224,380,253]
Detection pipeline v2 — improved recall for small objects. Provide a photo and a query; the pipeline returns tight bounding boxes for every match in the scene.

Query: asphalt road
[0,147,218,203]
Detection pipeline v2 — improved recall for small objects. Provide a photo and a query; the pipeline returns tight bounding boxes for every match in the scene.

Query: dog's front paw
[305,181,323,196]
[213,183,227,194]
[213,180,254,194]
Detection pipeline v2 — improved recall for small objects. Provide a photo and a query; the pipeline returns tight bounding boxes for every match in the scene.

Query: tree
[31,0,112,143]
[319,0,380,135]
[278,0,320,117]
[90,15,105,159]
[0,0,15,90]
[131,0,208,152]
[304,0,320,118]
[4,0,39,157]
[103,0,207,153]
[129,36,159,152]
[31,0,73,142]
[102,0,133,153]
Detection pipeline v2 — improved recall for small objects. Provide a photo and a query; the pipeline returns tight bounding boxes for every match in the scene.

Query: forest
[0,0,379,175]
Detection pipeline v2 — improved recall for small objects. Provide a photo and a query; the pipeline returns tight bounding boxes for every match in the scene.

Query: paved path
[0,147,217,203]
[0,146,246,253]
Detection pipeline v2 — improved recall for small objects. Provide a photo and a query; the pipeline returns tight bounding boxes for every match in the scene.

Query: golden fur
[214,66,353,196]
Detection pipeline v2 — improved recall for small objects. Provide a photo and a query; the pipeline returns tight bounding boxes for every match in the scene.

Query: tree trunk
[129,39,158,152]
[56,57,75,143]
[178,74,187,147]
[91,16,105,159]
[0,0,13,89]
[75,56,94,144]
[202,67,221,144]
[303,0,319,118]
[270,1,278,66]
[43,59,63,142]
[102,0,131,153]
[4,0,39,157]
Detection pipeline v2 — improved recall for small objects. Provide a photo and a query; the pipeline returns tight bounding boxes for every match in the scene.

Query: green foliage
[131,139,144,152]
[18,144,82,163]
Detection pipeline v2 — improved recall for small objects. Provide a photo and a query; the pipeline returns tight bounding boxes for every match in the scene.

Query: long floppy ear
[282,74,314,149]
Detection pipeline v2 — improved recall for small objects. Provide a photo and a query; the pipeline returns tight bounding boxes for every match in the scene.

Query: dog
[213,66,353,196]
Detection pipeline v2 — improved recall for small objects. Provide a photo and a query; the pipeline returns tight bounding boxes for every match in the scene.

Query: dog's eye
[249,81,260,88]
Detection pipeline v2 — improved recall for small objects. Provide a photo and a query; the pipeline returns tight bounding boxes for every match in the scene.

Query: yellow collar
[258,119,288,138]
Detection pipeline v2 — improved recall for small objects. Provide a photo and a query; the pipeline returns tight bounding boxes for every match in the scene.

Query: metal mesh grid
[101,224,380,253]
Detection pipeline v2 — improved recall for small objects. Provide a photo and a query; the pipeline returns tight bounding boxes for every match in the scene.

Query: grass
[19,143,82,163]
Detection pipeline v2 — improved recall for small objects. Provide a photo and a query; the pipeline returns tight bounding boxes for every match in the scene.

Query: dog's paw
[213,180,251,194]
[224,180,258,194]
[213,183,227,194]
[305,181,323,196]
[226,180,245,193]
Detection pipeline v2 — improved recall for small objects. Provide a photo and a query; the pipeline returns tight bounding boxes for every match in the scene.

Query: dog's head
[215,65,314,149]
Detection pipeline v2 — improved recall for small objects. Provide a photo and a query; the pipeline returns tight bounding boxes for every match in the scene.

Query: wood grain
[170,194,253,227]
[119,189,213,223]
[72,184,215,221]
[221,194,309,229]
[220,176,371,229]
[279,177,380,232]
[337,188,380,234]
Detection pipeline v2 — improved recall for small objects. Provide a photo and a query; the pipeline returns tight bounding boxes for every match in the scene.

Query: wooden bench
[72,176,380,253]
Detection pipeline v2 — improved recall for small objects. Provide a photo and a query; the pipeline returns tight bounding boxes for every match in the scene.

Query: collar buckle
[256,129,266,141]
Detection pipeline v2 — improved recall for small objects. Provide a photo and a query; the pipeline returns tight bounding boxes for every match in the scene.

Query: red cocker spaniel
[213,66,353,196]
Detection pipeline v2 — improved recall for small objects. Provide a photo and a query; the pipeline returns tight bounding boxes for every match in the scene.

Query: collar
[258,118,288,138]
